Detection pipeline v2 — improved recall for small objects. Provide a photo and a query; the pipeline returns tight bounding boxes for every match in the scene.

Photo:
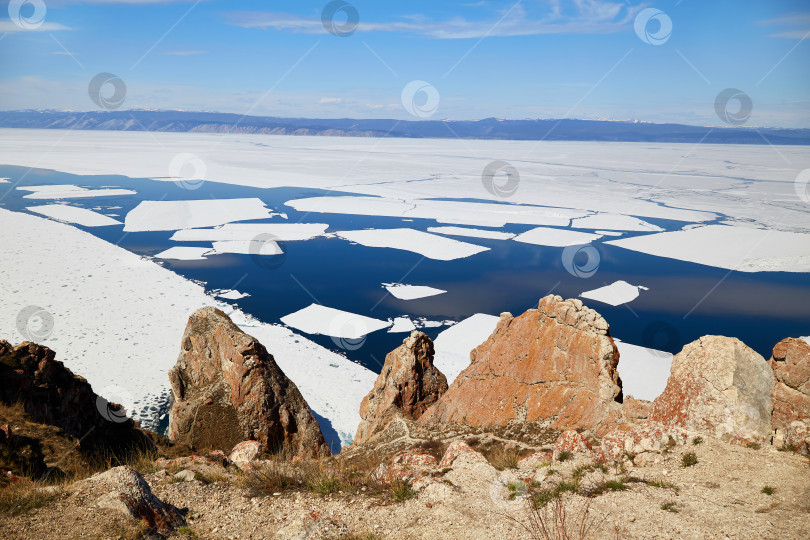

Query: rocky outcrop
[769,338,810,453]
[84,466,185,535]
[168,307,328,458]
[650,336,773,445]
[0,340,154,460]
[419,296,623,435]
[355,332,448,445]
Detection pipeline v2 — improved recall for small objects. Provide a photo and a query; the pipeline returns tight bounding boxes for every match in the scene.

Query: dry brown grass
[505,496,608,540]
[0,481,63,517]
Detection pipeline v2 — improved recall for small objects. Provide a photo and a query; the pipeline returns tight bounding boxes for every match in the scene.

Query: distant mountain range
[1,109,808,145]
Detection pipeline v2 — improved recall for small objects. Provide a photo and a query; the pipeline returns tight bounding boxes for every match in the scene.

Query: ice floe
[0,177,9,183]
[211,239,283,256]
[383,283,447,300]
[0,207,375,448]
[170,223,328,242]
[286,196,582,228]
[606,224,810,273]
[336,228,489,261]
[154,247,211,261]
[513,227,603,247]
[27,204,122,227]
[124,198,275,232]
[18,184,135,199]
[427,226,516,240]
[213,289,250,300]
[388,316,417,333]
[433,313,500,383]
[280,304,391,339]
[571,214,662,232]
[580,280,648,306]
[614,339,673,401]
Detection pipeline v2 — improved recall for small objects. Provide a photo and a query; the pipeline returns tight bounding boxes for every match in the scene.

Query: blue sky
[1,0,809,127]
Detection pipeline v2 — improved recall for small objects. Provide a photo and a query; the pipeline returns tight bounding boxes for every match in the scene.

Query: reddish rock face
[769,338,810,453]
[650,336,773,445]
[597,421,688,462]
[168,307,329,459]
[553,430,593,461]
[419,296,623,436]
[0,340,154,462]
[355,332,448,445]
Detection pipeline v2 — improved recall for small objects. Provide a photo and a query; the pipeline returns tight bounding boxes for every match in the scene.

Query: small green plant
[761,486,775,495]
[557,451,573,462]
[390,479,415,502]
[308,471,340,497]
[660,501,679,513]
[681,451,698,467]
[692,436,703,446]
[177,526,198,538]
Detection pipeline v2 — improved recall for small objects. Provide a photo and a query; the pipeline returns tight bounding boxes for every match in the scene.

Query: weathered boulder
[229,440,263,470]
[419,296,623,435]
[597,421,688,462]
[85,466,185,535]
[769,337,810,453]
[439,440,488,468]
[168,307,328,459]
[0,340,154,460]
[650,336,772,445]
[553,430,593,461]
[355,331,448,445]
[372,450,438,484]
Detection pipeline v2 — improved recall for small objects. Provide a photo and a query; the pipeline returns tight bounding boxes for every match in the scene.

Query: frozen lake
[1,130,809,445]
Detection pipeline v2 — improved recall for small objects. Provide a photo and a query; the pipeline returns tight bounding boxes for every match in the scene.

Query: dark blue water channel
[1,164,809,375]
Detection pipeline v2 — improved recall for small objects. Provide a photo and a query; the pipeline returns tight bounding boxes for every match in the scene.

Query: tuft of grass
[761,486,775,495]
[746,442,761,450]
[389,479,415,502]
[177,525,198,538]
[486,446,521,470]
[623,476,680,494]
[691,436,703,446]
[660,501,679,513]
[681,451,698,468]
[0,482,62,516]
[557,451,573,463]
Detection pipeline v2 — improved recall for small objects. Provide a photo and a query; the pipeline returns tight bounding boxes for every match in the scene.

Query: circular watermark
[714,88,752,126]
[794,168,810,204]
[634,8,672,46]
[328,317,368,351]
[88,72,127,111]
[722,402,763,440]
[482,160,520,198]
[8,0,46,30]
[321,0,359,37]
[401,80,440,119]
[96,385,133,424]
[488,473,528,513]
[561,245,601,278]
[16,305,54,341]
[641,321,681,356]
[169,153,207,190]
[249,233,287,270]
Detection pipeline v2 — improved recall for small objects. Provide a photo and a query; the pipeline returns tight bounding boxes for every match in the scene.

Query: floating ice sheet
[427,226,515,240]
[211,239,283,256]
[580,280,648,306]
[433,313,500,383]
[384,283,447,300]
[614,339,673,401]
[286,196,581,228]
[388,316,417,333]
[154,247,211,261]
[280,304,391,339]
[571,214,662,232]
[214,289,250,300]
[513,227,603,247]
[27,204,121,227]
[124,198,275,232]
[336,228,489,261]
[607,224,810,273]
[171,223,328,242]
[19,184,135,199]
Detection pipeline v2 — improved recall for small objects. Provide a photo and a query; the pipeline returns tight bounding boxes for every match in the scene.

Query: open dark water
[2,164,809,376]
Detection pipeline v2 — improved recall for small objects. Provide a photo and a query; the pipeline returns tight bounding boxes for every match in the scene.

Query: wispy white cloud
[226,1,643,39]
[318,97,343,105]
[0,21,73,32]
[758,13,810,39]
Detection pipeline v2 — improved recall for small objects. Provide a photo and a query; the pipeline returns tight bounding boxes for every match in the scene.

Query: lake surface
[2,163,809,376]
